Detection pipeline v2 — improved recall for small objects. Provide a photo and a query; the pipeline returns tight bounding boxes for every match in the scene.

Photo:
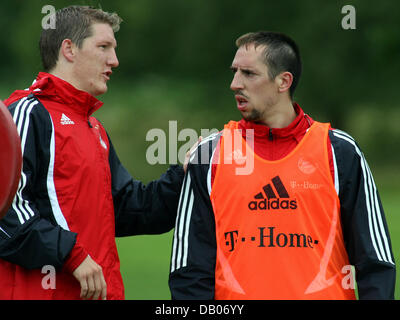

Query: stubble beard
[242,108,263,122]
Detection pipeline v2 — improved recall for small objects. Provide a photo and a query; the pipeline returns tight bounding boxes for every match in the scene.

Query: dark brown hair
[236,31,302,98]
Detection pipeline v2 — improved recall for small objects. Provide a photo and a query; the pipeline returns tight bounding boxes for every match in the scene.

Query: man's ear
[59,39,76,63]
[276,71,293,94]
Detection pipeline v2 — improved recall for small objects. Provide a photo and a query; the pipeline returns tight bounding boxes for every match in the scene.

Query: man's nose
[108,49,119,68]
[230,72,243,91]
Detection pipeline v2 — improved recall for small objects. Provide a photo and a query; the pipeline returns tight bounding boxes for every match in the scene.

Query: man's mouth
[103,71,112,81]
[235,94,249,111]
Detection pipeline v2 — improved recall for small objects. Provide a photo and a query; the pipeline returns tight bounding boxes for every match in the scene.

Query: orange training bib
[210,121,355,300]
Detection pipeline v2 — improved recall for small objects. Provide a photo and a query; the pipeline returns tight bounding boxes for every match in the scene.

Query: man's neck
[49,64,80,93]
[259,100,297,129]
[49,69,69,85]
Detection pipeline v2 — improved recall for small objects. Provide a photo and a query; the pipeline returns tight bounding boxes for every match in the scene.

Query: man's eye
[243,70,253,76]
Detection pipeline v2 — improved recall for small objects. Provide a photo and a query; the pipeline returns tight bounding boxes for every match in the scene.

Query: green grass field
[377,170,400,300]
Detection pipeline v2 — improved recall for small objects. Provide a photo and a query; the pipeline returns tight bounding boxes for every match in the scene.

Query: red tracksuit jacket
[0,72,183,299]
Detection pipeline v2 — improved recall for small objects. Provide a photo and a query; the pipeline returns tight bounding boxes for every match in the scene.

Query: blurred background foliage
[1,0,399,299]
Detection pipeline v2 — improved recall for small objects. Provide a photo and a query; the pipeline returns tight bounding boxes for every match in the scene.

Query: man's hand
[72,255,107,300]
[184,136,202,173]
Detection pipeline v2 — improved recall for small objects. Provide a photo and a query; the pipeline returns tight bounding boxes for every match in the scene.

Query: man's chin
[241,111,260,123]
[92,85,108,97]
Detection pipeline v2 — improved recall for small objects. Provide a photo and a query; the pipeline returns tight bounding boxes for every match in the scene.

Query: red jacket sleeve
[63,236,89,273]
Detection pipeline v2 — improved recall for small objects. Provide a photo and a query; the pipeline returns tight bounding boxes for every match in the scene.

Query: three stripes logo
[60,113,74,125]
[248,176,298,211]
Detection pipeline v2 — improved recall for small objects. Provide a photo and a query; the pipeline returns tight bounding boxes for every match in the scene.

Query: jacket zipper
[269,128,273,141]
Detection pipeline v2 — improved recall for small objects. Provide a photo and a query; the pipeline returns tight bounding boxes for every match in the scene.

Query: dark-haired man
[169,31,396,299]
[0,5,186,300]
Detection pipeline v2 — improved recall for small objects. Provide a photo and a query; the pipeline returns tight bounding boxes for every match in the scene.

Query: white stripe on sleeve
[47,116,70,230]
[171,173,193,272]
[11,97,38,224]
[331,144,339,195]
[333,130,394,265]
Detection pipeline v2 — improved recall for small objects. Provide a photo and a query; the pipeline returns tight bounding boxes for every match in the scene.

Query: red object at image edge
[0,100,22,219]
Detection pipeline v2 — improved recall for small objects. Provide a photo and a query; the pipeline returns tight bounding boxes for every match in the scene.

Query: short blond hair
[39,5,122,72]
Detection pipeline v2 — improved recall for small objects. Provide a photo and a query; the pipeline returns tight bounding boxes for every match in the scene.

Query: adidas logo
[248,176,297,211]
[60,113,75,125]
